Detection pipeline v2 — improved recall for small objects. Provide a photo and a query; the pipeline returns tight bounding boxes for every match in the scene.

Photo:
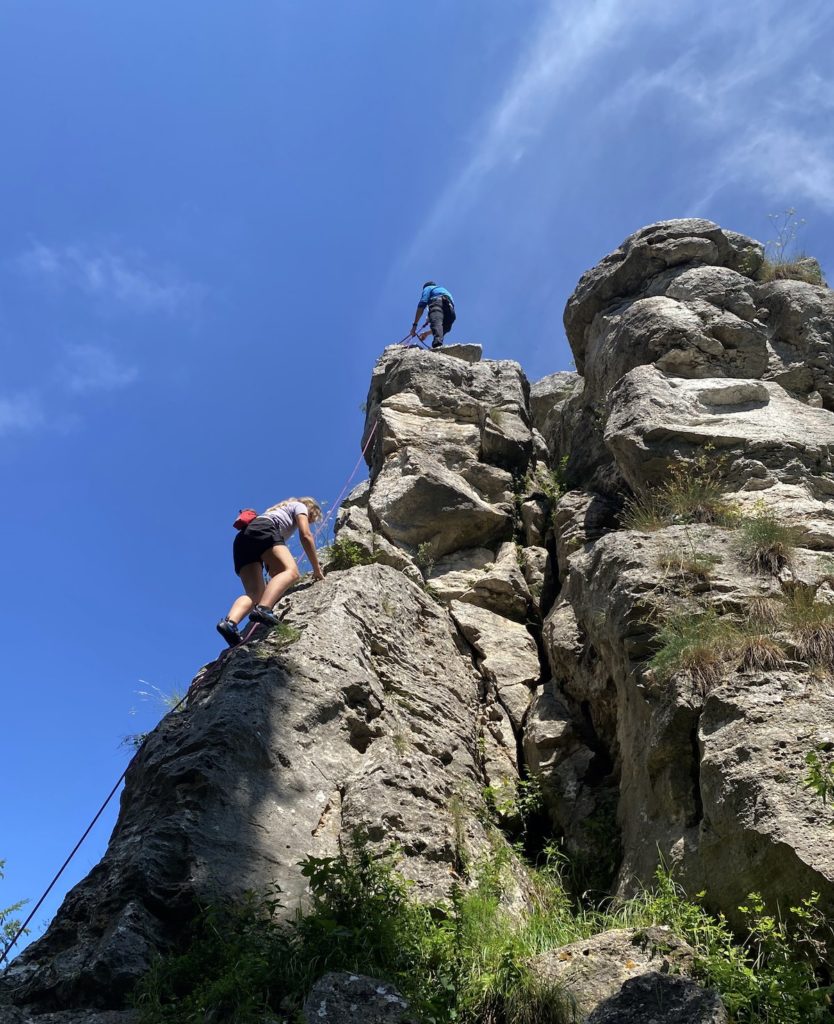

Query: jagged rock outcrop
[530,217,834,924]
[5,218,833,1020]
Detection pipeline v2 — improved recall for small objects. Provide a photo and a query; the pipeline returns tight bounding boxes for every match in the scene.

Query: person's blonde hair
[265,496,323,523]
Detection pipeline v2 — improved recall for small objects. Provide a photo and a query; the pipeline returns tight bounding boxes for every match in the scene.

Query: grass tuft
[623,451,738,532]
[738,507,799,575]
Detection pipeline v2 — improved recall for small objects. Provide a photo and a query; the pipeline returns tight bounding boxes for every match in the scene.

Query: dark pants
[427,296,456,348]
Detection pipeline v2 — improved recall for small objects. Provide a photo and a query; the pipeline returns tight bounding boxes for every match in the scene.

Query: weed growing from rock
[623,451,738,531]
[415,541,436,575]
[324,538,378,571]
[649,609,738,692]
[803,747,834,821]
[1,859,28,952]
[657,546,723,583]
[757,209,825,286]
[738,506,799,575]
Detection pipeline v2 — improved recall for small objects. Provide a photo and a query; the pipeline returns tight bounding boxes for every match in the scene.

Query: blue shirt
[418,284,454,310]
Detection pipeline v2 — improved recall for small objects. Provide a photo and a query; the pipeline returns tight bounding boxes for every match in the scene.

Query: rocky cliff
[2,219,833,1023]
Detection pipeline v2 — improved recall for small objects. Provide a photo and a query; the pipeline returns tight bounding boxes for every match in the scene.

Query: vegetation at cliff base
[134,843,832,1024]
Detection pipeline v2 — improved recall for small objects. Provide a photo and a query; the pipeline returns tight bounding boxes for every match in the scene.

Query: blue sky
[2,0,833,955]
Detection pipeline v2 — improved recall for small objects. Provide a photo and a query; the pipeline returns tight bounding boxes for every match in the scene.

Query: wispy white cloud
[603,1,834,214]
[402,0,834,271]
[16,242,202,316]
[0,393,44,437]
[61,344,139,394]
[404,0,658,262]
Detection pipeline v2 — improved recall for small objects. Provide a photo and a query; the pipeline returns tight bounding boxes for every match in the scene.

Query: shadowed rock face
[5,220,833,1019]
[1,566,513,1012]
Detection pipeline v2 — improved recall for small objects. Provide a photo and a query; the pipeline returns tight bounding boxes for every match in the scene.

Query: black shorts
[233,517,285,574]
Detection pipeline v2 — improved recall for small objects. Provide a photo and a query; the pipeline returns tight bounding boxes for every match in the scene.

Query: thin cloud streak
[62,344,139,395]
[403,0,651,264]
[605,1,834,214]
[16,243,202,316]
[0,393,44,437]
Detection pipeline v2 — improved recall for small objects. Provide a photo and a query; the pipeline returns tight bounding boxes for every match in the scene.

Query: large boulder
[302,973,413,1024]
[604,366,834,499]
[532,927,725,1023]
[368,448,513,560]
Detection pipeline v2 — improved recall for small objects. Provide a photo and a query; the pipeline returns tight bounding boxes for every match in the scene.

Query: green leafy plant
[804,747,834,818]
[738,505,799,574]
[325,538,377,571]
[135,842,574,1024]
[415,541,436,575]
[615,871,832,1023]
[1,860,28,955]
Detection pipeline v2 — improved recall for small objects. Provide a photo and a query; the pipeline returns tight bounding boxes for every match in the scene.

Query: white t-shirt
[261,501,308,541]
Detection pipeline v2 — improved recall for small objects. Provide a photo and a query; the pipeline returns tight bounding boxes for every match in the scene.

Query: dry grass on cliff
[757,256,825,286]
[623,453,738,532]
[738,507,799,575]
[649,583,834,690]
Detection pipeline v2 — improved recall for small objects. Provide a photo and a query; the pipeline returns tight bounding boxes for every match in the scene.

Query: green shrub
[135,843,832,1024]
[614,871,831,1023]
[135,843,574,1024]
[325,538,377,571]
[738,507,799,574]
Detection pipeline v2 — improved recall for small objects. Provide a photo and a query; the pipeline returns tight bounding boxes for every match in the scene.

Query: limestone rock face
[1,566,504,1012]
[564,219,764,373]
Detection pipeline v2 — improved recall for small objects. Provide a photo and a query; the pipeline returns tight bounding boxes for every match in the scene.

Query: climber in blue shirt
[410,281,456,349]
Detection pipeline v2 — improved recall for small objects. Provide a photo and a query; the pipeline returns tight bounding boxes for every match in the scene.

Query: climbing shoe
[216,617,242,648]
[432,339,443,349]
[249,604,281,627]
